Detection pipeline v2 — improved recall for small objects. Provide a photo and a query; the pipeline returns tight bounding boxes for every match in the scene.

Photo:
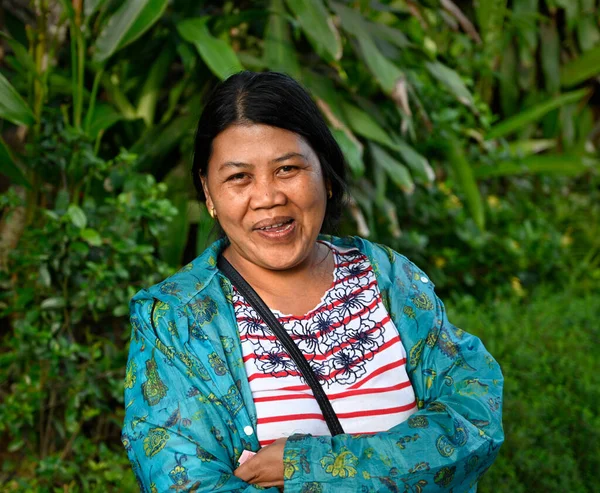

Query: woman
[122,71,503,492]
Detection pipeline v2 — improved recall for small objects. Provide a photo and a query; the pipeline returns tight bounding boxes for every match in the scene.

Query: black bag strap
[217,255,345,437]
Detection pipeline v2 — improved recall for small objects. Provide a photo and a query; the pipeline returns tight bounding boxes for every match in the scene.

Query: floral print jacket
[122,235,504,493]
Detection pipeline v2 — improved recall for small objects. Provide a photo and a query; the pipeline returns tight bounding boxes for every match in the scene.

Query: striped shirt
[233,241,417,446]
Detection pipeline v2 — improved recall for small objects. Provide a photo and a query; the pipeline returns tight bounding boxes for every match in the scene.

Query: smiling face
[201,124,328,273]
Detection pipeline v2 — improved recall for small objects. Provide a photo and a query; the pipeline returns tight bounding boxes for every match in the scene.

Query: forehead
[209,124,317,169]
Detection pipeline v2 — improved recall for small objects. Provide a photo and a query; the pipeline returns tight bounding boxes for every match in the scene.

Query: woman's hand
[234,437,287,488]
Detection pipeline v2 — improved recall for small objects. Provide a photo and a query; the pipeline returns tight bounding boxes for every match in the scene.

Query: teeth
[260,220,291,230]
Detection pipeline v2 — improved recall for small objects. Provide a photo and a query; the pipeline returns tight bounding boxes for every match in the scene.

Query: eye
[226,172,249,182]
[278,165,299,174]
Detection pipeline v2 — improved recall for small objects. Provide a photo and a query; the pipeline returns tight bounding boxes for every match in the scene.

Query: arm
[122,297,278,493]
[282,255,504,492]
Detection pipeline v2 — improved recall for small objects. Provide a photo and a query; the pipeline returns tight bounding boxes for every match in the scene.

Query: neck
[222,242,331,296]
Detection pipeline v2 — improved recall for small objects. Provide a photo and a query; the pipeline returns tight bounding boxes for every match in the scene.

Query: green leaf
[446,140,485,231]
[475,0,507,52]
[473,154,595,178]
[393,138,435,184]
[284,0,341,62]
[499,38,519,116]
[87,104,123,139]
[0,33,35,75]
[0,136,30,187]
[426,61,474,108]
[487,89,588,139]
[177,17,243,80]
[84,0,108,18]
[132,111,199,173]
[263,0,300,79]
[576,16,600,52]
[370,144,415,195]
[341,102,398,150]
[561,44,600,87]
[329,127,364,178]
[0,71,35,126]
[93,0,168,64]
[507,139,556,156]
[137,46,175,126]
[67,204,87,229]
[358,36,403,95]
[331,2,403,95]
[540,20,561,95]
[41,297,66,310]
[80,228,102,247]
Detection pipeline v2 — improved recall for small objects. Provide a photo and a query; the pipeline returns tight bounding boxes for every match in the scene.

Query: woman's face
[202,124,328,272]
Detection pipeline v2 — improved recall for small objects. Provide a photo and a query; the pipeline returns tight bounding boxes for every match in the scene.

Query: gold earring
[209,207,216,219]
[327,189,333,199]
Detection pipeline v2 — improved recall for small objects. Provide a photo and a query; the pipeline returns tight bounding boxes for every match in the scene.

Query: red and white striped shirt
[233,241,417,447]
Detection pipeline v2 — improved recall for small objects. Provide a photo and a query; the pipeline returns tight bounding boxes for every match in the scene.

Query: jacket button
[244,426,254,436]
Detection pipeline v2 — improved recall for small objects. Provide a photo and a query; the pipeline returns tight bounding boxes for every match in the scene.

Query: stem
[75,33,85,128]
[84,68,104,133]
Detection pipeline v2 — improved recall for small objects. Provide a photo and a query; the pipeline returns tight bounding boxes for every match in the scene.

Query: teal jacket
[122,236,504,492]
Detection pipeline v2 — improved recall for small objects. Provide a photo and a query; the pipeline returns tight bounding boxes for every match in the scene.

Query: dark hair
[192,70,347,233]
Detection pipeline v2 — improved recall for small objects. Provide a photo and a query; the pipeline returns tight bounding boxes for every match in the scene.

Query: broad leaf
[329,127,364,178]
[331,2,403,94]
[93,0,168,64]
[370,143,415,195]
[177,18,243,80]
[0,136,30,187]
[263,0,300,78]
[561,44,600,87]
[446,140,485,231]
[487,89,588,139]
[284,0,341,62]
[341,102,398,150]
[474,154,595,178]
[426,61,474,108]
[84,0,108,18]
[0,72,35,126]
[540,20,560,95]
[87,104,123,139]
[359,36,403,94]
[393,138,435,184]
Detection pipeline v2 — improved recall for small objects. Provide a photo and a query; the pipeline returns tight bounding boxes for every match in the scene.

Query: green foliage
[0,112,174,490]
[449,287,600,492]
[0,0,599,490]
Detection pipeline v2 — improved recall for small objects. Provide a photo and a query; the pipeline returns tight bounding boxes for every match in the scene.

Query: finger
[233,463,258,483]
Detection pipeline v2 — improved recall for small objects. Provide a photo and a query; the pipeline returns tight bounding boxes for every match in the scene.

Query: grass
[447,286,600,493]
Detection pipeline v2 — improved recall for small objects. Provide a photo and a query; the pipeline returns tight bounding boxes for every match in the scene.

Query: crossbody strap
[217,255,345,437]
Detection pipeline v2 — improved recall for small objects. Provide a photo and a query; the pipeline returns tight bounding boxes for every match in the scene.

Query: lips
[252,216,294,231]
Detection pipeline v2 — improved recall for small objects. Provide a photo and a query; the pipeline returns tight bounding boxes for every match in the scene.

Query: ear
[200,175,214,214]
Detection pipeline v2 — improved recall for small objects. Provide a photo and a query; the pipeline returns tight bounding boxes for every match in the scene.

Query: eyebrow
[218,152,307,171]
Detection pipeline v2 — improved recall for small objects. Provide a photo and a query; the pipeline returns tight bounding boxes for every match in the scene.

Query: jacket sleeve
[282,254,504,492]
[122,296,277,493]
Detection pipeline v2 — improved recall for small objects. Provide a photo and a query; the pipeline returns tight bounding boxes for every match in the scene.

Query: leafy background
[0,0,598,491]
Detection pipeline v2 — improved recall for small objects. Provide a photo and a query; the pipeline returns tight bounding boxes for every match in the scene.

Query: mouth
[253,217,294,231]
[253,217,296,238]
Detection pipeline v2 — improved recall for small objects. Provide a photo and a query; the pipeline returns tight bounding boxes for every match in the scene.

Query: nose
[249,177,286,210]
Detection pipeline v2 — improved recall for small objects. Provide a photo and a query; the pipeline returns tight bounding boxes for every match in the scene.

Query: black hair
[192,70,347,233]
